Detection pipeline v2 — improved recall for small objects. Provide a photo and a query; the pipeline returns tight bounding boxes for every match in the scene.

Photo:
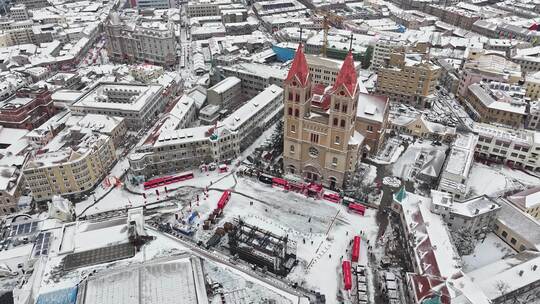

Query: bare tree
[494,280,510,298]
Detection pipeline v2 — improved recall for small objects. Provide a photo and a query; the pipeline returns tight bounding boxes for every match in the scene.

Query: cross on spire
[348,32,355,51]
[298,27,304,42]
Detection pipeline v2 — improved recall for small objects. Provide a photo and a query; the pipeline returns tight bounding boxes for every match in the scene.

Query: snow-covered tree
[453,228,475,256]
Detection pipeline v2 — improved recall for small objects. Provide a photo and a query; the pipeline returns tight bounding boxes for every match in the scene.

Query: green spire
[395,186,407,203]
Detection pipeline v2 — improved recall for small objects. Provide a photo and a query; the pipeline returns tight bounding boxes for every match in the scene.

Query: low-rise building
[437,133,478,199]
[493,198,540,252]
[474,123,540,171]
[389,112,456,142]
[430,190,500,237]
[70,82,166,130]
[207,76,241,107]
[464,82,528,128]
[355,93,389,155]
[506,186,540,220]
[23,127,117,202]
[467,250,540,304]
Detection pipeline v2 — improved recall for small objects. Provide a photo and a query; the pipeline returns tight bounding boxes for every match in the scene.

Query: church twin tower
[283,45,362,190]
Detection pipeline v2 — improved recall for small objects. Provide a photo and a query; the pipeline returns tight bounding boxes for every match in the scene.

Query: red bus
[272,177,289,190]
[342,260,352,290]
[352,236,361,262]
[348,203,366,216]
[143,171,194,190]
[323,192,341,204]
[217,190,231,209]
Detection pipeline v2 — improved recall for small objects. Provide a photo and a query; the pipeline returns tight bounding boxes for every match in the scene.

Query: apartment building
[187,0,229,17]
[474,123,540,171]
[23,127,117,202]
[425,4,480,30]
[70,82,166,130]
[252,0,306,17]
[283,46,364,190]
[430,190,500,237]
[304,54,361,88]
[0,154,27,216]
[390,10,438,30]
[220,63,287,98]
[12,0,49,9]
[208,77,241,107]
[511,46,540,74]
[136,0,171,9]
[437,133,478,199]
[371,37,402,71]
[457,53,522,98]
[70,114,128,147]
[464,82,528,128]
[105,13,177,67]
[376,52,440,108]
[10,4,28,21]
[0,87,55,130]
[129,85,283,178]
[507,186,540,220]
[525,71,540,100]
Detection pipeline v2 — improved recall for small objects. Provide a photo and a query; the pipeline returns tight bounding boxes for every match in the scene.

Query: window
[335,136,340,144]
[290,145,295,153]
[342,104,348,113]
[288,92,293,101]
[288,107,292,115]
[334,102,340,110]
[309,147,319,157]
[295,94,300,102]
[333,118,338,126]
[295,109,299,117]
[511,238,517,245]
[310,133,319,143]
[367,125,373,132]
[502,231,508,238]
[291,124,296,133]
[332,157,338,166]
[340,119,346,128]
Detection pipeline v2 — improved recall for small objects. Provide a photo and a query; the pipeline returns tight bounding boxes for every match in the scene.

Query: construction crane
[316,9,344,57]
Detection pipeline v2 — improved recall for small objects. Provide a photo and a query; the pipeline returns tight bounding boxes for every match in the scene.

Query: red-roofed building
[283,48,365,190]
[0,87,55,130]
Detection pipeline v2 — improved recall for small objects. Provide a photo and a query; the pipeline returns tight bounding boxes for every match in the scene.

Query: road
[434,88,475,132]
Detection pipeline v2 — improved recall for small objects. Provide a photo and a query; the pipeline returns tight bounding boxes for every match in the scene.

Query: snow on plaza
[3,0,540,303]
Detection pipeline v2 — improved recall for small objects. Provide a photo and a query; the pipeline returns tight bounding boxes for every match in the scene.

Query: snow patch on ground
[462,233,516,273]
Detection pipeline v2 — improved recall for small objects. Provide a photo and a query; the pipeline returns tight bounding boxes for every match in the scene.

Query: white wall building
[70,82,166,130]
[129,85,283,178]
[438,133,478,199]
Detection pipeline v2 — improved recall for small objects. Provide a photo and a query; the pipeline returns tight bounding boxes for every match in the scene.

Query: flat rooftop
[77,255,209,304]
[72,82,162,112]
